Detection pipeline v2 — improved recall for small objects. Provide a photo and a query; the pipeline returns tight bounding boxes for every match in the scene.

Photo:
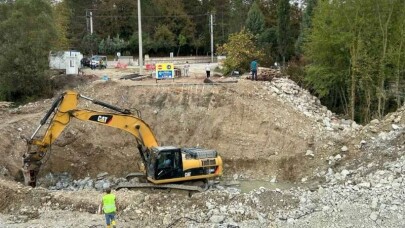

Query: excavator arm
[22,90,158,187]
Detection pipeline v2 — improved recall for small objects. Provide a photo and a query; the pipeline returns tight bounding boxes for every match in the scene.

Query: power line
[77,13,209,19]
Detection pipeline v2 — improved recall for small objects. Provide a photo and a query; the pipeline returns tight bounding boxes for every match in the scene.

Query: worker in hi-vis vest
[98,188,118,228]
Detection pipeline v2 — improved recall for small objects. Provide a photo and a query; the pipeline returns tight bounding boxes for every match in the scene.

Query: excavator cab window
[157,153,173,169]
[154,149,183,180]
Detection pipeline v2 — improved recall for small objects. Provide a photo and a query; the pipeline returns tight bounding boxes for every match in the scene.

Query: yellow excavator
[22,90,222,191]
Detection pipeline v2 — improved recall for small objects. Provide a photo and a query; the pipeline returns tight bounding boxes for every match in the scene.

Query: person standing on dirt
[90,61,96,70]
[99,187,118,228]
[100,59,105,70]
[205,62,211,78]
[250,59,258,81]
[184,61,190,77]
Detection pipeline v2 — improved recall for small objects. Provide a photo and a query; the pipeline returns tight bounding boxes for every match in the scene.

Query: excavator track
[115,182,208,192]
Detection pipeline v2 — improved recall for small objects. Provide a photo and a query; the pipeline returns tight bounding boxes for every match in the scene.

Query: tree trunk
[365,89,371,123]
[339,87,349,117]
[376,1,393,118]
[349,41,359,120]
[350,64,356,120]
[396,28,404,108]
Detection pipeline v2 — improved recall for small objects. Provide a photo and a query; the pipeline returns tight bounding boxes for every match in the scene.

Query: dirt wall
[0,80,317,181]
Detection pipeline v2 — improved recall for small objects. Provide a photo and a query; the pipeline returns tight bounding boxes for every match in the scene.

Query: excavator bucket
[22,158,40,187]
[22,144,45,187]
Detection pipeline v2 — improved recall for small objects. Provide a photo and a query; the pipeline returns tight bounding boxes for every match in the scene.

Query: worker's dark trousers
[206,71,210,78]
[251,70,257,81]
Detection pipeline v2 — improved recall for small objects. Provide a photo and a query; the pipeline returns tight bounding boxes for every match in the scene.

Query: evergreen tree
[80,34,100,55]
[277,0,291,65]
[245,1,265,36]
[295,0,317,56]
[229,0,252,33]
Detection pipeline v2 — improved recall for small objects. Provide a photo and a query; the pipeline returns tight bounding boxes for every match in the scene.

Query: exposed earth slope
[0,67,403,227]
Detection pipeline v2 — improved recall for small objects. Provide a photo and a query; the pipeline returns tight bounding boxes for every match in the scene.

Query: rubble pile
[0,102,13,108]
[274,131,405,227]
[257,67,282,81]
[262,77,361,135]
[29,108,404,227]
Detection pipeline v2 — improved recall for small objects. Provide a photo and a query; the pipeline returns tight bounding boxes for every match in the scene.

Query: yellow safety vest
[102,194,116,214]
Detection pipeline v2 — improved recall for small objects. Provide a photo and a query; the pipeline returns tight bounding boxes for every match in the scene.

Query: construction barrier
[115,62,128,69]
[146,64,156,70]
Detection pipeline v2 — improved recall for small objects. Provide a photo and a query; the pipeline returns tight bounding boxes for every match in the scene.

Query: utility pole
[221,11,224,42]
[210,13,214,63]
[86,10,89,33]
[90,11,93,34]
[138,0,143,75]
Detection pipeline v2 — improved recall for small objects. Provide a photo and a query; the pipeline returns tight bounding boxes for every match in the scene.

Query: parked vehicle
[81,57,91,68]
[91,55,107,69]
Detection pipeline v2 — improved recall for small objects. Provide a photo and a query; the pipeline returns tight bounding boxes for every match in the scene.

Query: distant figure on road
[205,63,211,78]
[184,61,190,77]
[250,59,258,81]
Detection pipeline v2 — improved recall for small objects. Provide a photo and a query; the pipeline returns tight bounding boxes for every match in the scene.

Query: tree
[0,0,56,102]
[181,0,207,51]
[151,0,196,55]
[258,27,277,65]
[80,34,100,55]
[128,32,154,56]
[245,1,265,36]
[99,35,127,55]
[52,0,70,50]
[260,0,278,27]
[258,0,279,65]
[229,0,253,34]
[374,0,395,118]
[177,34,187,56]
[217,28,264,75]
[304,0,358,119]
[153,25,176,53]
[97,0,137,40]
[277,0,291,66]
[191,35,204,56]
[295,0,317,56]
[304,0,405,122]
[211,0,232,45]
[65,0,93,49]
[391,1,405,108]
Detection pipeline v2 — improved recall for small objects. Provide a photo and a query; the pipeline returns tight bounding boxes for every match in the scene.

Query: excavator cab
[147,147,184,181]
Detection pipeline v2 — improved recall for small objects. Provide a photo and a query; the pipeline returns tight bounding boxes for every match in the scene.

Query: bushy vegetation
[304,0,405,122]
[0,0,56,102]
[217,29,264,75]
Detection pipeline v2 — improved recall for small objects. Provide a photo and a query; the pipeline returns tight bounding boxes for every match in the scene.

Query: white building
[49,51,83,75]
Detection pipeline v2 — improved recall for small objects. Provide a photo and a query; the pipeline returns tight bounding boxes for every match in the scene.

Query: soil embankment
[0,67,403,227]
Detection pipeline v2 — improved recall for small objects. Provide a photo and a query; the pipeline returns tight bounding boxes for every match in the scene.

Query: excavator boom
[22,91,156,187]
